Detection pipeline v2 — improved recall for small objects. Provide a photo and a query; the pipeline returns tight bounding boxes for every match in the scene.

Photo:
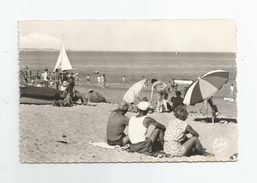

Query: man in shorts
[106,101,130,146]
[128,101,166,154]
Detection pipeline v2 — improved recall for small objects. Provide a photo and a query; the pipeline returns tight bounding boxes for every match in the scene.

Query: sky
[19,20,236,52]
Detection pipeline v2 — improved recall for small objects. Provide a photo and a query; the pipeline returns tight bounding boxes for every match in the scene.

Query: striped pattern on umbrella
[183,70,229,105]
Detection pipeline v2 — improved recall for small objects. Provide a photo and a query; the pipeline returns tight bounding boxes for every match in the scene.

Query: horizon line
[19,48,236,54]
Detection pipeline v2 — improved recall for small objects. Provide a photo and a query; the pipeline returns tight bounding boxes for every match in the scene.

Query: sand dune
[20,103,237,163]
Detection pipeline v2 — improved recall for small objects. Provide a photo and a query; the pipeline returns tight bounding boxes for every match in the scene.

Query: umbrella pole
[137,97,142,101]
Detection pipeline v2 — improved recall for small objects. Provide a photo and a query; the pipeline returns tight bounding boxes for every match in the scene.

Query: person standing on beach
[102,74,106,88]
[54,69,60,90]
[122,75,126,84]
[106,101,130,147]
[86,74,90,83]
[128,101,166,154]
[41,68,49,87]
[150,79,169,113]
[169,78,178,95]
[22,66,30,85]
[97,74,101,87]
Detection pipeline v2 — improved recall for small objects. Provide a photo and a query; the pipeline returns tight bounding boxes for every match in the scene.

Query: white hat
[88,89,94,93]
[137,101,150,111]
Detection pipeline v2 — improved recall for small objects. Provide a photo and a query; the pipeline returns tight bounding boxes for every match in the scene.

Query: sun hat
[137,101,150,111]
[88,89,94,93]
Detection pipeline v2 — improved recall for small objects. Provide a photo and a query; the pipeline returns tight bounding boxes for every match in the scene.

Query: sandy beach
[19,50,238,163]
[20,101,237,163]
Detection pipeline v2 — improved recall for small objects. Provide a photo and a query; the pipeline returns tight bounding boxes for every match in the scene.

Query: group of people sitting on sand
[149,78,218,118]
[105,77,219,158]
[106,99,213,158]
[52,76,108,107]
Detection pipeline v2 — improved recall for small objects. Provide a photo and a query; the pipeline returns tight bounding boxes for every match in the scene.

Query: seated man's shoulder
[144,116,155,123]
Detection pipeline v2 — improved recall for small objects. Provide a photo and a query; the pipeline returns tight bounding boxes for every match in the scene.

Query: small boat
[20,85,62,104]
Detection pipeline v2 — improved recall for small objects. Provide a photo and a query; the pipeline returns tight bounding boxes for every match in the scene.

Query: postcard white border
[1,0,257,183]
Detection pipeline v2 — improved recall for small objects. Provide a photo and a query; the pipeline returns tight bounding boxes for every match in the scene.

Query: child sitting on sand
[164,105,213,157]
[170,91,184,112]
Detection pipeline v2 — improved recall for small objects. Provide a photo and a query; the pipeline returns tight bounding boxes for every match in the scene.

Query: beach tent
[183,70,229,105]
[123,79,147,103]
[53,44,72,71]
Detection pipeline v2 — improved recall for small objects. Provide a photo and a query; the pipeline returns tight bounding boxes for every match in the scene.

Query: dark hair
[174,105,188,121]
[142,97,148,101]
[151,79,157,84]
[176,91,181,96]
[45,68,48,71]
[88,89,94,93]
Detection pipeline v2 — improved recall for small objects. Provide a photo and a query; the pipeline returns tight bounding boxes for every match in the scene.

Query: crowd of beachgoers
[20,66,238,159]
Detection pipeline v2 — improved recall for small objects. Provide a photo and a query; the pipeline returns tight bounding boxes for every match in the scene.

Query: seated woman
[164,105,213,157]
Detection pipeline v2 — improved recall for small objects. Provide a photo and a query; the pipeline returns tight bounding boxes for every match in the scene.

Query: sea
[19,50,237,84]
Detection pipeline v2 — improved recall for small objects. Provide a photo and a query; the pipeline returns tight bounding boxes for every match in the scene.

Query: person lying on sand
[106,101,130,146]
[87,89,108,103]
[164,105,213,157]
[128,101,166,155]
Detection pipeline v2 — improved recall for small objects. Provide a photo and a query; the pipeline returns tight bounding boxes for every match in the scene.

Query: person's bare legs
[149,128,164,148]
[156,101,161,113]
[149,128,161,142]
[156,93,162,113]
[158,129,164,148]
[182,136,204,156]
[122,135,130,146]
[163,99,169,111]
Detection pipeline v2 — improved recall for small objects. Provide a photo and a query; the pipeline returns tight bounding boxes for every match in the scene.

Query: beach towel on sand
[89,141,130,150]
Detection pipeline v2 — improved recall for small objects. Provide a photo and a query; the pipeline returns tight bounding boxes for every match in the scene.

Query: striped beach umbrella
[183,70,229,105]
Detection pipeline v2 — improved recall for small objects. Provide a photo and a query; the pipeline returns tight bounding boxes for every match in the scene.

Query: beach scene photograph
[19,20,237,163]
